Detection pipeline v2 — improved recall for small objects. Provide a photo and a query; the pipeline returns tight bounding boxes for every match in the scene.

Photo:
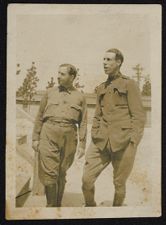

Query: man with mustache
[32,64,87,207]
[82,49,146,206]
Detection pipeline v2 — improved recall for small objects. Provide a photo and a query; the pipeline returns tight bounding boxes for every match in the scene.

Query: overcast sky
[16,12,150,92]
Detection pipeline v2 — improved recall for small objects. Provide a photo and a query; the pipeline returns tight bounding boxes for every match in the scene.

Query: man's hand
[32,140,39,152]
[76,146,85,160]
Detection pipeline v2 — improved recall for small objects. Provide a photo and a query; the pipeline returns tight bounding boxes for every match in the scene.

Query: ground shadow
[62,193,114,207]
[62,192,84,207]
[98,200,113,207]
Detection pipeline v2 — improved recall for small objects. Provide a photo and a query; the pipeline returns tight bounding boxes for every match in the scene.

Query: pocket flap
[113,87,127,95]
[71,104,82,111]
[111,82,127,95]
[48,103,59,106]
[48,99,59,105]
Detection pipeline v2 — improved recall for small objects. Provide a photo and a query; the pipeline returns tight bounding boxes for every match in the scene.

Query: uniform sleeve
[78,95,87,149]
[127,79,146,146]
[32,91,48,141]
[91,91,102,138]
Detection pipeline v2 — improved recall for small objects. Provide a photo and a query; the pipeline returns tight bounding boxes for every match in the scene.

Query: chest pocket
[111,86,128,107]
[70,104,82,121]
[44,100,59,115]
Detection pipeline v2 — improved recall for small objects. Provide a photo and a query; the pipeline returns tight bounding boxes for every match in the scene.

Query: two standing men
[32,49,146,207]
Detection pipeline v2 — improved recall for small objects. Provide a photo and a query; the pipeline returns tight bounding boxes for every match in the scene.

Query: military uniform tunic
[32,86,87,187]
[82,73,146,206]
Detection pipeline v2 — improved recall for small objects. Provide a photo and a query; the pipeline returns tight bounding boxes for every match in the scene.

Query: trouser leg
[57,172,66,207]
[82,141,111,206]
[57,125,78,207]
[112,142,137,206]
[38,123,62,207]
[45,183,58,207]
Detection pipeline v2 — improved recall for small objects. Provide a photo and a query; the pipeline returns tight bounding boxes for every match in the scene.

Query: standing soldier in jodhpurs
[82,49,146,207]
[32,64,87,207]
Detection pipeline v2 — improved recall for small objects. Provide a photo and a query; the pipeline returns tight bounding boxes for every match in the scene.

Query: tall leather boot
[45,184,58,207]
[57,177,66,207]
[112,193,125,207]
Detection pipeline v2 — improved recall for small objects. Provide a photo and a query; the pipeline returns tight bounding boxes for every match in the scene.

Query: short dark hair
[59,64,77,79]
[106,48,124,66]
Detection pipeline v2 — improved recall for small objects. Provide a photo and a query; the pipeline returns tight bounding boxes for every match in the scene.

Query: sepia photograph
[6,4,161,219]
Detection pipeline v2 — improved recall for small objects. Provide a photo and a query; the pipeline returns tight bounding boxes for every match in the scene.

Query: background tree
[74,68,85,93]
[46,77,55,89]
[132,64,144,89]
[142,75,151,96]
[16,62,39,111]
[16,63,21,75]
[94,86,98,94]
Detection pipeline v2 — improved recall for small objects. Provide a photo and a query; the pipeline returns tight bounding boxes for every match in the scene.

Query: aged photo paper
[6,4,161,219]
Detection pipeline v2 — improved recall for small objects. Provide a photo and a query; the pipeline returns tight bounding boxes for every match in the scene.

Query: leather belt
[46,118,75,127]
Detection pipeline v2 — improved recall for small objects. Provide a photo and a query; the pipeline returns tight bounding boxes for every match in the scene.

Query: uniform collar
[105,71,122,88]
[58,85,75,94]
